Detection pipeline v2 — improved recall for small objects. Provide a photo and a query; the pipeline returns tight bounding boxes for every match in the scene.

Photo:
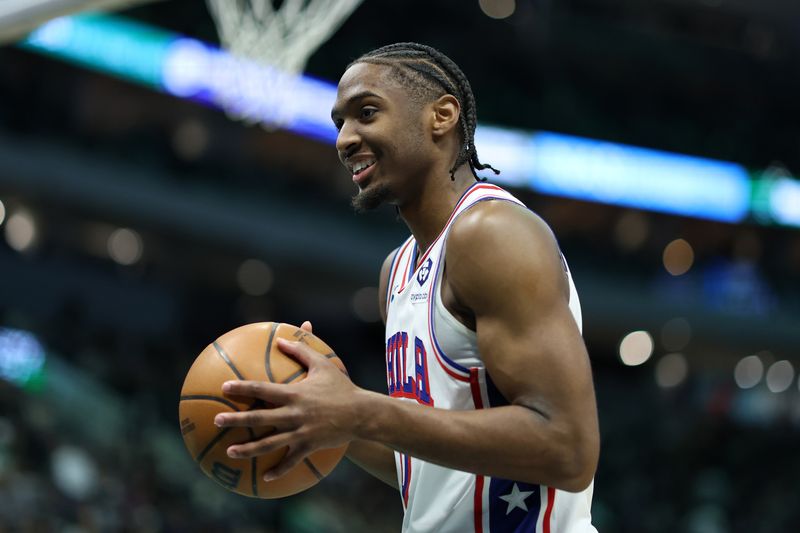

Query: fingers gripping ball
[179,322,348,498]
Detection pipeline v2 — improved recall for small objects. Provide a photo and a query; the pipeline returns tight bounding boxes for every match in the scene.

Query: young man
[215,43,600,532]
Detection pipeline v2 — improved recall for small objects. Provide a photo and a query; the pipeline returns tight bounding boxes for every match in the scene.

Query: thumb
[276,337,325,369]
[300,321,313,333]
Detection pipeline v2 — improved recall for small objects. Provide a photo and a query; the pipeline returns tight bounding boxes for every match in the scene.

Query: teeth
[352,159,376,173]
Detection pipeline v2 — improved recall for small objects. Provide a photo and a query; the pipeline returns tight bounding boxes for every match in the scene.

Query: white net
[206,0,363,75]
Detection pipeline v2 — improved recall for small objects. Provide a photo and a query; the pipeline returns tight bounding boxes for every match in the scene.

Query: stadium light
[18,13,800,228]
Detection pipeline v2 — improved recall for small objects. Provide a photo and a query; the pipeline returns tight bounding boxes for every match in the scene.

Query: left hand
[214,325,361,481]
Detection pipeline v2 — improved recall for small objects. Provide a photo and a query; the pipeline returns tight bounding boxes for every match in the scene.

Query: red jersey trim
[470,368,485,533]
[388,237,414,306]
[543,486,556,533]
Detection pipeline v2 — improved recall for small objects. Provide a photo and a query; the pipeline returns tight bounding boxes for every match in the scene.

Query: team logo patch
[417,258,433,286]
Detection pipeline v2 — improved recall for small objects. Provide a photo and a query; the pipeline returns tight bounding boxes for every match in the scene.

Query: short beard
[351,183,392,213]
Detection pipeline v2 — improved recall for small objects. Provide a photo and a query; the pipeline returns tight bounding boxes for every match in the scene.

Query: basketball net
[206,0,363,75]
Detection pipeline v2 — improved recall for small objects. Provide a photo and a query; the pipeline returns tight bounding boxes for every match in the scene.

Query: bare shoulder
[446,200,569,311]
[445,200,567,302]
[448,199,559,249]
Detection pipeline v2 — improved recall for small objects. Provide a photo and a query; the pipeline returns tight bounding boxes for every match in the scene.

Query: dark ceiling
[127,0,800,171]
[0,0,798,367]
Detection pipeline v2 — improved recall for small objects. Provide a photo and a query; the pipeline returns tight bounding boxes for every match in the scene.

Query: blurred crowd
[0,374,402,533]
[2,343,799,532]
[594,369,800,532]
[0,1,798,531]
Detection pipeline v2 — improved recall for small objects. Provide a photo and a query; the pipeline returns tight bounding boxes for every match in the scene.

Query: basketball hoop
[0,0,159,44]
[206,0,363,75]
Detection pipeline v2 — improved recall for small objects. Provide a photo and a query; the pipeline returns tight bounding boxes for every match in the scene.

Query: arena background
[0,0,799,531]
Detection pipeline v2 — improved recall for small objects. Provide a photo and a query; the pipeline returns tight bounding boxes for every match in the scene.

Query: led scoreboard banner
[18,13,800,228]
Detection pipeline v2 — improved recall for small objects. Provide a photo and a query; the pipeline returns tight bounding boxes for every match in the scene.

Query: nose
[335,119,359,161]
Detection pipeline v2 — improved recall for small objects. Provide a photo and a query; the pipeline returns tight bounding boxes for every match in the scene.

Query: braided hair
[348,42,500,181]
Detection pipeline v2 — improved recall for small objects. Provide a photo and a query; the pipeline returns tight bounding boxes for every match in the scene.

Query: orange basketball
[178,322,348,498]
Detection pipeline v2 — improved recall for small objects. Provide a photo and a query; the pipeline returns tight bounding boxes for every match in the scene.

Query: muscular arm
[354,202,599,491]
[219,204,598,491]
[343,250,399,488]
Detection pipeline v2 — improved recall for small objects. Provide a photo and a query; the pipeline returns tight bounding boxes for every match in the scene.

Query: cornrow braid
[349,42,500,181]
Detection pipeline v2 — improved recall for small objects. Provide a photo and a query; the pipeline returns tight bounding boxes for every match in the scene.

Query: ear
[430,94,461,139]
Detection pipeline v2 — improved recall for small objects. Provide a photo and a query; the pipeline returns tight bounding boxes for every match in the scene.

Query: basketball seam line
[265,323,278,382]
[248,427,258,497]
[252,456,258,497]
[179,395,241,411]
[325,352,350,377]
[280,353,338,383]
[304,458,324,480]
[197,427,231,463]
[281,368,305,384]
[213,341,245,380]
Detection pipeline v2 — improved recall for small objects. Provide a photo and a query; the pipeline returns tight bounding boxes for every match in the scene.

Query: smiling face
[331,62,436,212]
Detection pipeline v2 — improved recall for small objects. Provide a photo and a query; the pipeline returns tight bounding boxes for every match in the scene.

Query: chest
[384,251,480,410]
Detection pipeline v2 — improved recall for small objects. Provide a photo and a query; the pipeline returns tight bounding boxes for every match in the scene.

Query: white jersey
[383,183,596,533]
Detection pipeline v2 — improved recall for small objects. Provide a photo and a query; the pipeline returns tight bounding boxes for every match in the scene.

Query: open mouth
[351,160,376,184]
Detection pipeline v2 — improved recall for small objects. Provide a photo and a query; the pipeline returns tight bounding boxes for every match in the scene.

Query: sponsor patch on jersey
[409,291,428,304]
[416,258,433,286]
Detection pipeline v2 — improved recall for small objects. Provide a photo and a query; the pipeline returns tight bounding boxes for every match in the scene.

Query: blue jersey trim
[428,195,525,377]
[408,244,419,283]
[488,478,542,533]
[485,372,509,408]
[428,252,471,375]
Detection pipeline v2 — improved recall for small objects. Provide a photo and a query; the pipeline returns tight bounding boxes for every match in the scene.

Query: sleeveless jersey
[383,183,597,533]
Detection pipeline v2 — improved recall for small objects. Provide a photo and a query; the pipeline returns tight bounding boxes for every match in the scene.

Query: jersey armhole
[436,196,525,332]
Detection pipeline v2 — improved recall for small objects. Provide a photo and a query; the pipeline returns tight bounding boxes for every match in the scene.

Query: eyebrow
[331,90,384,121]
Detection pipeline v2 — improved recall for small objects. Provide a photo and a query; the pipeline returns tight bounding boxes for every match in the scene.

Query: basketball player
[215,43,600,532]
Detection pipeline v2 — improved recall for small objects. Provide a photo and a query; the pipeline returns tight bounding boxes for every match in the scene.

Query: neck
[397,165,476,256]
